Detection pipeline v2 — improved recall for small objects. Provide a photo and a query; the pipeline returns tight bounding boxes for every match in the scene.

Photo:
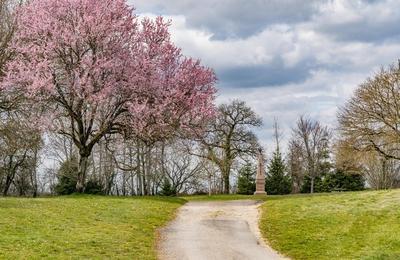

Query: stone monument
[254,148,267,195]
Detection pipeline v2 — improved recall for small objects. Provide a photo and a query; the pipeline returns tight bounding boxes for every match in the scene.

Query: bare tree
[201,158,221,195]
[0,114,42,196]
[0,0,18,77]
[333,138,364,175]
[363,155,400,190]
[287,140,304,193]
[334,138,399,189]
[162,142,204,195]
[273,117,283,153]
[338,63,400,161]
[46,127,77,165]
[196,100,262,194]
[290,116,331,193]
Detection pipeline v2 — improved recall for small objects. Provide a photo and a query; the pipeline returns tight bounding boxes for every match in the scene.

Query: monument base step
[254,191,267,195]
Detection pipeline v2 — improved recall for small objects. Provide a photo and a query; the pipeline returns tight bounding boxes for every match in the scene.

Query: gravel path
[158,200,285,260]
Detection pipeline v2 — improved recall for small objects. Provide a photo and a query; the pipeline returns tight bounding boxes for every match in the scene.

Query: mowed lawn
[0,195,184,259]
[260,189,400,259]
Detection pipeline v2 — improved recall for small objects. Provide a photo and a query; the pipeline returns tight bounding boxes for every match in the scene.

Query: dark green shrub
[301,175,323,193]
[265,151,291,195]
[324,170,364,191]
[159,178,176,196]
[301,170,364,193]
[85,179,104,195]
[54,156,79,195]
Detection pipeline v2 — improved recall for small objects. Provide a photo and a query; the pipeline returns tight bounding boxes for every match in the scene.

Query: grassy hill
[259,189,400,259]
[1,190,400,259]
[0,195,184,259]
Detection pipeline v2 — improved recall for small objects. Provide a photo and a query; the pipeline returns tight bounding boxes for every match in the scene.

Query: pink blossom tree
[2,0,216,192]
[126,17,217,143]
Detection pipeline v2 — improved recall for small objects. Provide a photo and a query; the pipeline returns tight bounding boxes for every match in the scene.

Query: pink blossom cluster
[128,17,217,141]
[2,0,216,142]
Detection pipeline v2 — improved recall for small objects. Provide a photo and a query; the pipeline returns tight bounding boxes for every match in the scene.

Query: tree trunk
[208,172,212,196]
[32,149,39,198]
[3,175,12,196]
[141,147,147,195]
[129,147,135,196]
[32,170,38,198]
[222,164,230,194]
[122,148,126,196]
[220,161,232,194]
[136,143,142,195]
[161,142,166,195]
[223,174,230,194]
[3,156,15,196]
[76,153,89,193]
[220,175,224,194]
[310,177,314,194]
[146,146,151,195]
[99,143,103,192]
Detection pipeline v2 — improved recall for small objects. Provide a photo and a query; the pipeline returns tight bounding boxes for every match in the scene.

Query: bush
[85,179,104,195]
[237,163,256,195]
[159,178,177,196]
[301,175,323,193]
[301,170,364,193]
[325,170,364,191]
[54,156,105,195]
[54,156,79,195]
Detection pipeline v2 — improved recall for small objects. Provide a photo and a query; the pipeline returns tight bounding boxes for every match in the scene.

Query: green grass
[259,189,400,260]
[0,195,185,259]
[3,191,400,259]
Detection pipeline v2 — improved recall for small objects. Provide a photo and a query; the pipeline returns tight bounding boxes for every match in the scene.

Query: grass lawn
[2,191,400,259]
[259,189,400,259]
[0,195,184,259]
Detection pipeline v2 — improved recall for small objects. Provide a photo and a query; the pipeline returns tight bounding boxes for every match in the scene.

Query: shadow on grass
[264,189,383,201]
[62,193,187,205]
[1,189,384,206]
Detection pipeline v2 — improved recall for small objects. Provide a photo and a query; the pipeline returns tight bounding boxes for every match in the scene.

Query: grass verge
[0,195,184,259]
[259,189,400,259]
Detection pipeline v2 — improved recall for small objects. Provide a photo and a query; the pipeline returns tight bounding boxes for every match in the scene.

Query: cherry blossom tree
[2,0,216,192]
[126,17,217,143]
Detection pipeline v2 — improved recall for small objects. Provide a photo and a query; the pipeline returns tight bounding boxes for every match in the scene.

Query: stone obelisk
[254,148,267,195]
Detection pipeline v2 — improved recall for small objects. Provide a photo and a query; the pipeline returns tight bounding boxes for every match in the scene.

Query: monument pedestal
[254,148,267,195]
[254,176,266,195]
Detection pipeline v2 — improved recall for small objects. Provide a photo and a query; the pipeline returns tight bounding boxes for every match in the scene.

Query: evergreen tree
[301,169,364,193]
[301,175,323,193]
[54,156,105,195]
[54,156,79,195]
[237,163,256,195]
[160,178,176,196]
[335,170,364,191]
[265,151,292,194]
[301,160,332,193]
[85,179,104,195]
[265,119,292,195]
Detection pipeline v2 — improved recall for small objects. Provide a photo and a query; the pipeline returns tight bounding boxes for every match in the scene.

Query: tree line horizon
[0,0,398,197]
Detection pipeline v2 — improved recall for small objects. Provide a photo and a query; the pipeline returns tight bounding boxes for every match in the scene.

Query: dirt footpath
[158,200,285,260]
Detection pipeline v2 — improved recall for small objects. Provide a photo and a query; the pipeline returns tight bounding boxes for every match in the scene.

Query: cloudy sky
[130,0,400,153]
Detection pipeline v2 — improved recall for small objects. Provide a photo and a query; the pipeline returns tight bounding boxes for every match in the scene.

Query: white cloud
[133,0,400,153]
